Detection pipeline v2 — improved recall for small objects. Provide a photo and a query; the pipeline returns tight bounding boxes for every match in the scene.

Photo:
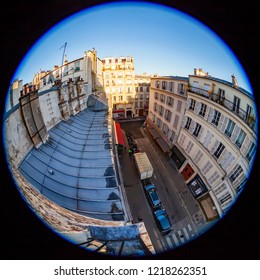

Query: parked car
[154,208,172,234]
[144,184,161,209]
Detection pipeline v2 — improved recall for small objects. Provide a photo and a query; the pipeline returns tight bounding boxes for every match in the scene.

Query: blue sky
[13,1,252,92]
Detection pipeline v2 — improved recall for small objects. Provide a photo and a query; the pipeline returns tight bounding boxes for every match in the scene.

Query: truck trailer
[133,152,153,180]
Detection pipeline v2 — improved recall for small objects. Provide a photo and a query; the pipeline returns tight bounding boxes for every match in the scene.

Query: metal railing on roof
[189,86,257,132]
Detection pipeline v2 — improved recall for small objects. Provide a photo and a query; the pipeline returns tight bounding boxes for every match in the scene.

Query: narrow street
[118,119,210,253]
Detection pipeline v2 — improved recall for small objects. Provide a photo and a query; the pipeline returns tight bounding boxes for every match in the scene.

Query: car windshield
[150,191,160,204]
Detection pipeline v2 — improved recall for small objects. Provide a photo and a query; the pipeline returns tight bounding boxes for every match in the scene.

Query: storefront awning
[115,122,125,146]
[148,127,161,139]
[156,137,171,153]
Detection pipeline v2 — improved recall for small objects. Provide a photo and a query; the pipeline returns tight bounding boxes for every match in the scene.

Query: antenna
[60,42,67,78]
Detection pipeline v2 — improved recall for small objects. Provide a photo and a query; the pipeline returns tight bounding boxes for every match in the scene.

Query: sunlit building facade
[172,69,257,221]
[102,56,135,118]
[134,74,151,117]
[147,76,188,153]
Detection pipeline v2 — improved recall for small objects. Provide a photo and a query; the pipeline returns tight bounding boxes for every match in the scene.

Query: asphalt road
[118,119,209,253]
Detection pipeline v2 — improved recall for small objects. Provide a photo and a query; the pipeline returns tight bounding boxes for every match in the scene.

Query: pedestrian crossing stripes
[165,224,195,249]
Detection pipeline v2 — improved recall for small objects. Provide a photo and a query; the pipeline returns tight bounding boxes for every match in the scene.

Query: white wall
[4,108,33,168]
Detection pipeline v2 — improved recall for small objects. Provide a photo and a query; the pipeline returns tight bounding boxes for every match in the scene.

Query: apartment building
[102,56,135,118]
[147,75,188,153]
[134,74,151,117]
[173,69,257,221]
[40,49,103,93]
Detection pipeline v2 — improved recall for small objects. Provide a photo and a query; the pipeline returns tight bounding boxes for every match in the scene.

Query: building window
[140,86,143,92]
[166,96,173,106]
[203,131,214,148]
[169,130,175,142]
[201,161,213,175]
[74,61,80,71]
[135,101,138,108]
[229,165,243,183]
[139,101,143,108]
[162,81,167,90]
[225,119,235,137]
[179,133,186,147]
[177,100,182,113]
[159,105,164,116]
[173,115,180,129]
[178,83,186,94]
[189,98,195,111]
[212,110,221,126]
[245,104,252,122]
[162,123,169,136]
[156,118,162,128]
[213,142,225,159]
[246,142,256,162]
[199,103,207,117]
[169,82,174,92]
[235,129,246,148]
[218,88,225,103]
[185,117,192,130]
[193,123,202,137]
[146,94,149,100]
[154,92,159,100]
[194,150,203,164]
[164,109,172,122]
[233,96,241,113]
[186,140,194,154]
[153,102,157,112]
[160,94,165,103]
[156,80,160,88]
[140,94,143,100]
[208,171,220,185]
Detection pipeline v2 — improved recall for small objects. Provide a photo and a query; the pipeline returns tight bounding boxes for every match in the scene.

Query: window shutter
[230,125,241,143]
[218,115,228,133]
[204,104,209,120]
[186,97,191,109]
[194,101,201,115]
[217,148,228,164]
[210,139,220,155]
[221,152,235,170]
[178,83,181,93]
[240,135,251,156]
[182,116,187,128]
[207,107,214,123]
[203,131,214,148]
[189,120,196,133]
[197,126,204,141]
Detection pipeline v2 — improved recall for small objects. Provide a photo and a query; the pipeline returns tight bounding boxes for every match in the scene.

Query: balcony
[189,86,257,132]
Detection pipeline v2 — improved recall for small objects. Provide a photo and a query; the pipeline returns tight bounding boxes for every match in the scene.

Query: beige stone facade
[102,56,135,118]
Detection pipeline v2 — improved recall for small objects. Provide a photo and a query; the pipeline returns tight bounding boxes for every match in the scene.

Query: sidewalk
[140,126,209,234]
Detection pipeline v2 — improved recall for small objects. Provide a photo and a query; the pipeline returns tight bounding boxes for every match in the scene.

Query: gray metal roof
[19,108,124,221]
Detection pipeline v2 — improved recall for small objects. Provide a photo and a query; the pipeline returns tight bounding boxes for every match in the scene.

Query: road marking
[171,233,180,247]
[187,224,192,231]
[183,227,189,240]
[178,230,185,244]
[165,235,174,248]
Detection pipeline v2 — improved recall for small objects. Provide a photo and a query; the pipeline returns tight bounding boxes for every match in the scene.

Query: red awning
[113,110,125,113]
[115,122,125,146]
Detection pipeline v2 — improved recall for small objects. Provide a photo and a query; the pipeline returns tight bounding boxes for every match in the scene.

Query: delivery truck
[133,152,153,180]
